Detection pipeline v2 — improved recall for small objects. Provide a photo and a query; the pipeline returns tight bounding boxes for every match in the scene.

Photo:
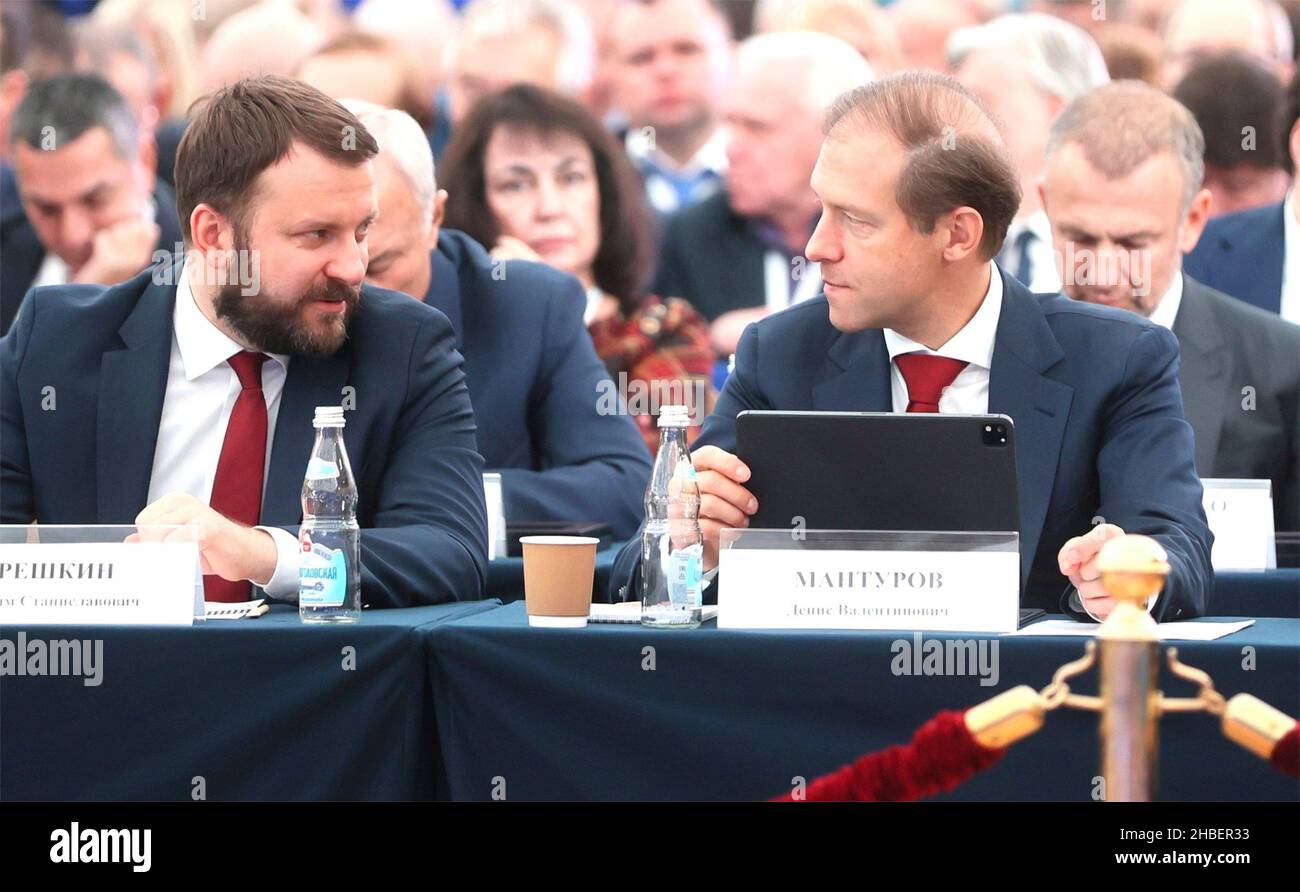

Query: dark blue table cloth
[0,601,498,801]
[427,602,1300,801]
[1212,570,1299,618]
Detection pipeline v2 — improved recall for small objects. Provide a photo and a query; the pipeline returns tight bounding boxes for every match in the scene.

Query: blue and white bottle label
[668,544,703,609]
[299,541,347,607]
[305,457,339,480]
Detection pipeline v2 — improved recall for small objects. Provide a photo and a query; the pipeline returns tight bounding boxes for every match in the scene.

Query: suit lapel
[1172,280,1228,473]
[96,268,175,522]
[987,275,1073,577]
[810,329,893,411]
[262,346,352,525]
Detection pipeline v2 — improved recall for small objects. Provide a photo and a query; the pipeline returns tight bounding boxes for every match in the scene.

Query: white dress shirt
[583,286,603,325]
[30,251,70,289]
[764,251,823,311]
[1146,272,1185,331]
[1002,210,1062,294]
[146,263,300,599]
[626,125,728,216]
[1281,189,1298,325]
[883,262,1003,414]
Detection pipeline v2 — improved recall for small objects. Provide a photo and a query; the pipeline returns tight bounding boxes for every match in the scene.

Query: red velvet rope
[772,709,1006,802]
[1271,723,1299,778]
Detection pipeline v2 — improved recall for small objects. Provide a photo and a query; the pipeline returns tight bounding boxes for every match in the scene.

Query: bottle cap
[313,406,346,428]
[657,405,691,429]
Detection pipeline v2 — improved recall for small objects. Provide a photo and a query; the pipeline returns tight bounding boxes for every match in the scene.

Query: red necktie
[895,353,969,413]
[205,351,269,602]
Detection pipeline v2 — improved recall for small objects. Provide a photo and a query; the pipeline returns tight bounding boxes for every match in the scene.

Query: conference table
[0,601,498,801]
[1211,568,1300,618]
[2,568,1296,801]
[428,602,1300,802]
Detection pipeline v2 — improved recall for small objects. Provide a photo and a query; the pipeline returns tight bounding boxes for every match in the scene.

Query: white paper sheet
[1007,619,1255,640]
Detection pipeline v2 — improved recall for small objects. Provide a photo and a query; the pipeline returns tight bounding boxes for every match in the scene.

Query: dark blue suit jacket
[1183,202,1286,315]
[0,173,185,336]
[423,230,651,540]
[611,269,1214,620]
[654,190,767,321]
[1,258,489,608]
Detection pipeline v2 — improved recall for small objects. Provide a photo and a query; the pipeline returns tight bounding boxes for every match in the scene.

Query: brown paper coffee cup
[521,536,599,628]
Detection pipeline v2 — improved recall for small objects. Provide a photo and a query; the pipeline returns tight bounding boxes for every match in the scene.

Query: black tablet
[734,410,1019,535]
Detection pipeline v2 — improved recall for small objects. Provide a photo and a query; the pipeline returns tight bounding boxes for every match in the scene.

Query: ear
[189,203,237,270]
[1290,118,1300,180]
[427,188,448,249]
[940,205,986,263]
[1036,176,1047,213]
[1177,187,1213,254]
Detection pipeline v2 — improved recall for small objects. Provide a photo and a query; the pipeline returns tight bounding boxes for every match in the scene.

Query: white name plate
[0,542,199,625]
[717,548,1020,632]
[1202,478,1276,571]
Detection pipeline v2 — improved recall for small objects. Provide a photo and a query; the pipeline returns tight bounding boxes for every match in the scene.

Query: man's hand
[134,493,278,585]
[1058,523,1132,620]
[489,235,543,264]
[692,445,758,572]
[74,217,161,286]
[709,307,769,357]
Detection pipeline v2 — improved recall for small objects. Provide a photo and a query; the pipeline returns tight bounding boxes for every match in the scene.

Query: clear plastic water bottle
[641,405,703,628]
[299,406,361,624]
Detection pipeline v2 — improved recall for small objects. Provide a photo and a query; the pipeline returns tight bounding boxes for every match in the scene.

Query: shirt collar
[883,262,1004,370]
[173,261,289,381]
[625,125,728,177]
[1147,271,1185,330]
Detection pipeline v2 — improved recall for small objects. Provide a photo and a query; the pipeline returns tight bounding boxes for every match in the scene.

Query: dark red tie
[895,353,969,413]
[205,351,269,602]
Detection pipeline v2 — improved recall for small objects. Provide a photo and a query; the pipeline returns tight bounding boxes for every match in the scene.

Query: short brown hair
[1048,81,1206,211]
[174,75,379,244]
[439,84,655,313]
[824,71,1021,260]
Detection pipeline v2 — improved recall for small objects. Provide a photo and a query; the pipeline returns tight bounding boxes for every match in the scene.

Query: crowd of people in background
[1,0,1297,551]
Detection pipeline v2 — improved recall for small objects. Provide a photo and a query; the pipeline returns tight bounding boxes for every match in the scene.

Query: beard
[213,238,360,358]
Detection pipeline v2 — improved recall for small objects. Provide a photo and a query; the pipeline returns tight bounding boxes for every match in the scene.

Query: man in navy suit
[612,72,1213,621]
[349,101,651,541]
[1,74,183,335]
[1182,71,1299,323]
[0,76,488,608]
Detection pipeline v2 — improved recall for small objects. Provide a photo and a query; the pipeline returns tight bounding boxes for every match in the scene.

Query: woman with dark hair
[440,83,715,453]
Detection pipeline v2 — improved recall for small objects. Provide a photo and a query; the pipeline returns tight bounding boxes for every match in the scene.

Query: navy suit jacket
[0,176,185,336]
[1,258,489,608]
[654,190,767,322]
[423,230,651,540]
[611,269,1214,620]
[1183,202,1286,315]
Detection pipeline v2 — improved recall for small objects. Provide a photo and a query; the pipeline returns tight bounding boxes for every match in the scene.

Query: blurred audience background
[2,0,1299,428]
